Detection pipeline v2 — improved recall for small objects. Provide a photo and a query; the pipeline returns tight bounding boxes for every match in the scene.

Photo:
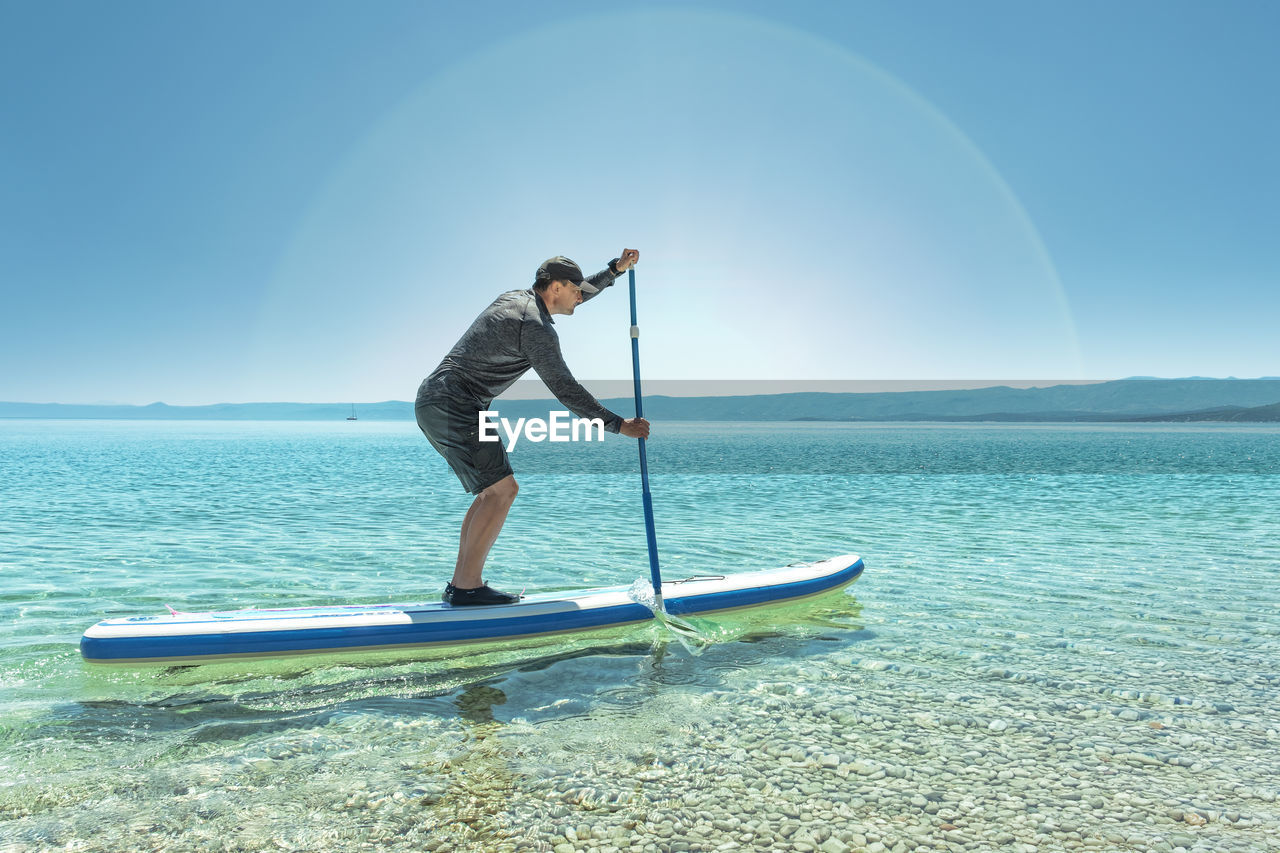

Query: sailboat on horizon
[346,404,357,421]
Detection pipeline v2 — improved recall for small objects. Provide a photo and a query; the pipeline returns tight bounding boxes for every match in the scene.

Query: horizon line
[6,376,1280,408]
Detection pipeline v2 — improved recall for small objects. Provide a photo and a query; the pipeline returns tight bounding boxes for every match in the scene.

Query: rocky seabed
[1,637,1276,853]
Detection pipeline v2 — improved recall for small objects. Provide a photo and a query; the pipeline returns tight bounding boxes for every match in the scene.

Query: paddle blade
[626,578,709,654]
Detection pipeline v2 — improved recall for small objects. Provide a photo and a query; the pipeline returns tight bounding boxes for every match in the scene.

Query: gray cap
[536,256,598,293]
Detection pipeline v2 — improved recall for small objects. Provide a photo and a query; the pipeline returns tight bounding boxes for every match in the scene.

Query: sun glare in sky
[250,9,1080,403]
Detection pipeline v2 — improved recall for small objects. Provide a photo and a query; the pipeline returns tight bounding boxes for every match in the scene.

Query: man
[416,249,650,606]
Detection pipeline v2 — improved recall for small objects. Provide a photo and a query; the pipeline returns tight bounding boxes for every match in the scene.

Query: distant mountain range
[3,379,1279,422]
[1129,401,1280,423]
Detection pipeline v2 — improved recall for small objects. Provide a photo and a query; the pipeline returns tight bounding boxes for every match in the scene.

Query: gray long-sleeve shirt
[417,265,624,433]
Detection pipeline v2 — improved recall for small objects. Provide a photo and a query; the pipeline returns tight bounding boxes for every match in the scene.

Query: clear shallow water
[1,420,1278,852]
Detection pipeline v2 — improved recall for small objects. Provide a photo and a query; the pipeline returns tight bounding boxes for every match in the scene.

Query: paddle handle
[628,269,663,603]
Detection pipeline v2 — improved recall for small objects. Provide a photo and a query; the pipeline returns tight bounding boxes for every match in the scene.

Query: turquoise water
[2,420,1279,852]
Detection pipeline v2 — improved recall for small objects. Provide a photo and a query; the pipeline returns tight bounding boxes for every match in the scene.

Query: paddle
[627,268,663,606]
[626,268,703,646]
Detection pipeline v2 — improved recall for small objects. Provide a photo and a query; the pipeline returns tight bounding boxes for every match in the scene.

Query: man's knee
[481,475,518,503]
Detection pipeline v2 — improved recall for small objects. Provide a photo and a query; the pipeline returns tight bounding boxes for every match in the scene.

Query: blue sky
[2,0,1276,404]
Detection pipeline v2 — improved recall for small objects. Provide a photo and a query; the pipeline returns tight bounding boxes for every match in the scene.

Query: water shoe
[442,583,521,606]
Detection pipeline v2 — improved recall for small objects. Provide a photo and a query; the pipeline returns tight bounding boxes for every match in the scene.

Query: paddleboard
[80,554,864,664]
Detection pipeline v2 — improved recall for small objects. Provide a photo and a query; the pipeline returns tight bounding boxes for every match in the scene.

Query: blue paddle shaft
[628,269,663,598]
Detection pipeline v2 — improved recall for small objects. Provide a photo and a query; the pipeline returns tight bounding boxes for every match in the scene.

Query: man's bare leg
[450,475,518,589]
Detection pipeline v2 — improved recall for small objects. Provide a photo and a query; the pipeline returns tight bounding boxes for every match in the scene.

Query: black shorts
[415,398,514,494]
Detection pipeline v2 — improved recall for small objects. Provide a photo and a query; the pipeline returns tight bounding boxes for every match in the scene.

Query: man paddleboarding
[416,249,650,606]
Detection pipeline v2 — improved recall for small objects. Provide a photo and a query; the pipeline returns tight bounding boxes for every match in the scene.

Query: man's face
[549,280,584,315]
